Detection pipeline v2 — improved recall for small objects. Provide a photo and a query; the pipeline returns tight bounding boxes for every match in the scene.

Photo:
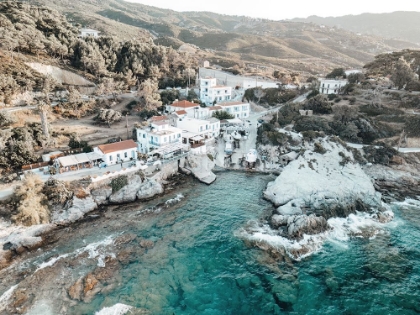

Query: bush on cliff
[110,175,128,193]
[12,173,50,226]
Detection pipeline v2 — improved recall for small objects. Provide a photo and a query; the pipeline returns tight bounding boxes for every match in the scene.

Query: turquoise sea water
[2,172,420,314]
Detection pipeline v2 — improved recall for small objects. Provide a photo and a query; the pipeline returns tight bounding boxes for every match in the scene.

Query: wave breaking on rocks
[246,137,395,260]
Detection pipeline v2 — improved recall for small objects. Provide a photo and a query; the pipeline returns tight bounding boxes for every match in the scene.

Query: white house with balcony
[136,121,183,155]
[200,77,232,105]
[216,101,250,119]
[319,79,348,95]
[79,28,100,38]
[93,140,137,165]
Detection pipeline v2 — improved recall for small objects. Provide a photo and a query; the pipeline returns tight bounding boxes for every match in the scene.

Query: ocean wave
[165,193,184,206]
[238,210,394,261]
[35,235,116,271]
[95,303,133,315]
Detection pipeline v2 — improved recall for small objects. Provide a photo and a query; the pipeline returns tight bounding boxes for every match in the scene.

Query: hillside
[24,0,419,76]
[292,12,420,45]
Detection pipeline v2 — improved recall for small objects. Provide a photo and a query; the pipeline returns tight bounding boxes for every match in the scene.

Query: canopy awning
[74,153,90,164]
[58,155,79,167]
[86,152,104,161]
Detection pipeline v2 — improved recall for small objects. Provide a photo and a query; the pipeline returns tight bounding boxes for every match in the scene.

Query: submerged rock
[286,215,328,238]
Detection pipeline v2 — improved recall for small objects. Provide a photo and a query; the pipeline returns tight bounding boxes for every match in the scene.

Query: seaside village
[18,69,260,184]
[19,62,357,185]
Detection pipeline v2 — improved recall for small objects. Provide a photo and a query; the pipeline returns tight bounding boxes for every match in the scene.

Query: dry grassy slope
[29,0,418,75]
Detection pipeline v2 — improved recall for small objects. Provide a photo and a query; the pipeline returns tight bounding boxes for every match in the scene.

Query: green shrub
[110,175,128,193]
[314,142,327,154]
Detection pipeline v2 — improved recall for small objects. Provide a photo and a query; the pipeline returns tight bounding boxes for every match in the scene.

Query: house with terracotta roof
[166,100,210,120]
[200,77,232,105]
[216,101,250,119]
[93,140,138,165]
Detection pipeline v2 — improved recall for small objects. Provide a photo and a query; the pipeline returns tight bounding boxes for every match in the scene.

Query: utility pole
[126,113,129,140]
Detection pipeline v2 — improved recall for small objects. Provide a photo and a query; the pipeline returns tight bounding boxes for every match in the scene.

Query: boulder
[68,278,83,301]
[271,215,288,228]
[109,175,143,204]
[91,187,112,205]
[286,215,329,238]
[52,197,97,224]
[136,179,163,201]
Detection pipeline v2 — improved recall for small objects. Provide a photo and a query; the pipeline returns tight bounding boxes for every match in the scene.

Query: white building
[176,116,220,139]
[319,79,348,95]
[345,69,363,76]
[199,77,232,105]
[94,140,137,165]
[79,28,100,38]
[166,100,222,120]
[216,101,250,119]
[136,121,183,154]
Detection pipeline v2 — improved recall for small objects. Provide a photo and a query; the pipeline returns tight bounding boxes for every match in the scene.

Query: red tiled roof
[218,101,246,106]
[97,140,137,154]
[175,110,187,115]
[171,100,197,109]
[150,115,168,122]
[208,106,222,111]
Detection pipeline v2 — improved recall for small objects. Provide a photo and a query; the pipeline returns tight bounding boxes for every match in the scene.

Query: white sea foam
[239,210,394,261]
[95,303,133,315]
[35,235,116,271]
[0,285,17,312]
[24,300,54,315]
[165,193,184,206]
[35,253,70,272]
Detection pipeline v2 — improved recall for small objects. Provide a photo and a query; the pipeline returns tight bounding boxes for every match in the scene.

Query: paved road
[347,142,420,153]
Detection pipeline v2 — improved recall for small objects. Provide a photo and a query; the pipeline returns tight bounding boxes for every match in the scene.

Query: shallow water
[1,172,419,314]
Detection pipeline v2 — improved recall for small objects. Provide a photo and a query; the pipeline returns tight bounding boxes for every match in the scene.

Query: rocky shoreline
[0,171,193,271]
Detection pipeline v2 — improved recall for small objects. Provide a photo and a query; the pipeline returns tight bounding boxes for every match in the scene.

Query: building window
[124,152,128,158]
[178,133,181,138]
[143,134,146,138]
[164,137,167,142]
[109,156,113,161]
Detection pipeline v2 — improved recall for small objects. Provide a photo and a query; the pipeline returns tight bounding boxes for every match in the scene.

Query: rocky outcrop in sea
[244,137,394,260]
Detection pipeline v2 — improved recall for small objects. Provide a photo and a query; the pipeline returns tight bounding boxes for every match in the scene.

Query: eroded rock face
[91,187,112,205]
[363,164,420,201]
[108,177,163,204]
[136,179,163,201]
[52,197,97,224]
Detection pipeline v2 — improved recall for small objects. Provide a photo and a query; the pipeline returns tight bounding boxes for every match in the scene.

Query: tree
[137,79,162,110]
[0,110,15,127]
[12,173,49,226]
[37,102,50,143]
[347,73,365,84]
[97,108,122,127]
[326,68,346,79]
[253,87,266,104]
[212,110,234,120]
[391,58,416,90]
[332,105,358,124]
[304,94,332,114]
